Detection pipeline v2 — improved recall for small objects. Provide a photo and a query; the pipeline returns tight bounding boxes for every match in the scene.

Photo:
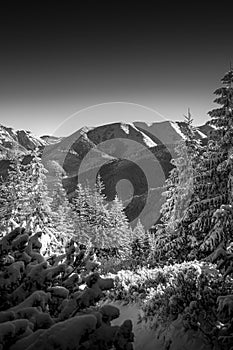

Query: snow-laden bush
[105,261,233,349]
[0,227,135,350]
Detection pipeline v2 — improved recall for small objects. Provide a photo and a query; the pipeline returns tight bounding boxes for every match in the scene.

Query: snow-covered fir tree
[108,196,132,257]
[154,111,202,261]
[0,153,25,232]
[71,178,132,255]
[0,149,53,233]
[49,165,75,244]
[173,69,233,259]
[71,179,110,245]
[25,151,53,231]
[131,219,151,263]
[199,69,233,253]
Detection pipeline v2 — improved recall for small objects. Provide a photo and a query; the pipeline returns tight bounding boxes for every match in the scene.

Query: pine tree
[71,178,110,245]
[0,154,25,232]
[155,111,202,261]
[0,149,53,233]
[131,220,149,262]
[49,166,75,244]
[88,176,110,231]
[22,150,53,231]
[108,196,132,257]
[142,230,151,260]
[71,179,132,256]
[161,110,201,229]
[178,69,233,259]
[71,183,91,243]
[200,69,233,253]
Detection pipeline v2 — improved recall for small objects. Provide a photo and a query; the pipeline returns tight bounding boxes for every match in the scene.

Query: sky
[0,2,233,137]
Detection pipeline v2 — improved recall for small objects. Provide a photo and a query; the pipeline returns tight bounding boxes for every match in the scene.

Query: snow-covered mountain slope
[86,122,158,151]
[134,120,209,146]
[0,124,45,152]
[0,120,212,157]
[0,120,214,228]
[40,135,63,145]
[40,121,212,227]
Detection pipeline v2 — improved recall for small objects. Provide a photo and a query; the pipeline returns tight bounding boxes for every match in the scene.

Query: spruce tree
[166,110,201,228]
[131,219,149,263]
[23,150,53,231]
[71,179,132,256]
[155,111,202,261]
[108,196,132,257]
[177,69,233,259]
[0,149,53,233]
[49,166,75,244]
[0,154,25,232]
[200,69,233,253]
[72,179,110,245]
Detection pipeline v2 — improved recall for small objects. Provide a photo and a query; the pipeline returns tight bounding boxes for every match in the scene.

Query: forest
[1,69,233,350]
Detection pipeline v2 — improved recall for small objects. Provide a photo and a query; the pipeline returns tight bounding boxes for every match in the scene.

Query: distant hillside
[0,120,214,229]
[0,124,45,153]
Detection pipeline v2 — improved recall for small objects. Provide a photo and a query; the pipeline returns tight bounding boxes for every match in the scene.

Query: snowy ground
[103,301,213,350]
[104,301,164,350]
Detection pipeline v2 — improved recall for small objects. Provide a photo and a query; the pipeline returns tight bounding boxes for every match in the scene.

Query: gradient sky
[0,2,233,137]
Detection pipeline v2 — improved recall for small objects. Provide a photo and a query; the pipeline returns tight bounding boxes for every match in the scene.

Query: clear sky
[0,2,233,137]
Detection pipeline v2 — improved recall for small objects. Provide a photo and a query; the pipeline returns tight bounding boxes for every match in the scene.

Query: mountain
[0,124,45,153]
[41,121,212,229]
[0,121,214,229]
[134,121,208,145]
[0,124,46,180]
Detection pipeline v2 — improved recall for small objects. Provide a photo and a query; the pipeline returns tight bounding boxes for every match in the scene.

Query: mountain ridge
[0,124,45,153]
[0,120,214,229]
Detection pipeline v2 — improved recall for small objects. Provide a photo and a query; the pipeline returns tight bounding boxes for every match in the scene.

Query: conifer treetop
[208,68,233,145]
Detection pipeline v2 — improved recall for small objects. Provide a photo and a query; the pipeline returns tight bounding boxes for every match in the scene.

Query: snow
[144,122,156,127]
[10,129,18,136]
[128,123,157,148]
[170,121,187,139]
[0,124,45,150]
[107,301,212,350]
[0,127,19,148]
[196,129,207,139]
[81,126,94,133]
[19,130,46,146]
[105,301,164,350]
[133,121,183,146]
[0,128,10,140]
[141,131,157,148]
[102,153,116,159]
[120,123,130,135]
